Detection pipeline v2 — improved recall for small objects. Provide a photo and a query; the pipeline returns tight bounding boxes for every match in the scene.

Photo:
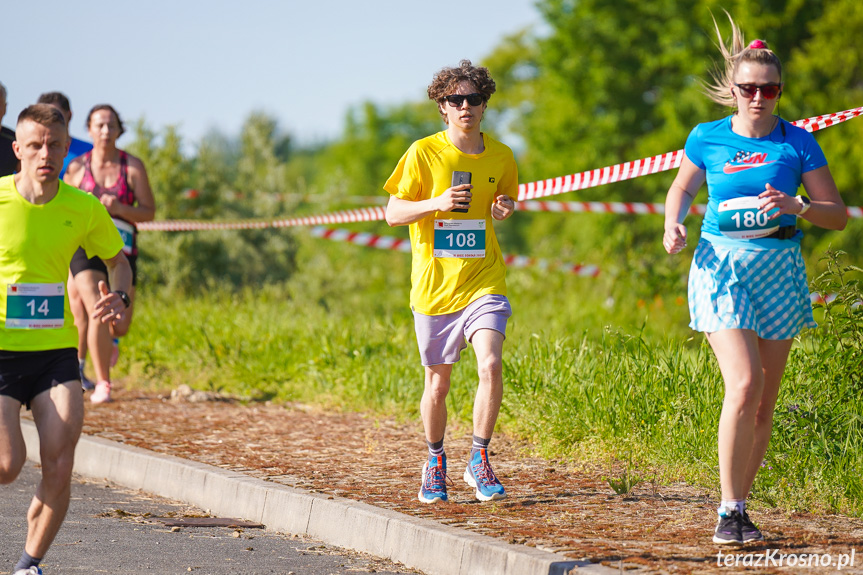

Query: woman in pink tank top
[64,104,156,403]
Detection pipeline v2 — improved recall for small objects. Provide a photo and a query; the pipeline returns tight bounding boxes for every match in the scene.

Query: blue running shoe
[464,448,506,501]
[80,364,95,391]
[418,454,448,504]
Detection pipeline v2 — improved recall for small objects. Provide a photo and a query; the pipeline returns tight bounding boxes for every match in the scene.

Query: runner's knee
[477,355,502,386]
[0,452,26,484]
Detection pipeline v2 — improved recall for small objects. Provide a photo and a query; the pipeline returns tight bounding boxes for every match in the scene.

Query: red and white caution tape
[517,105,863,201]
[310,227,600,277]
[137,206,387,232]
[310,226,411,253]
[137,198,860,232]
[515,201,707,216]
[515,201,863,218]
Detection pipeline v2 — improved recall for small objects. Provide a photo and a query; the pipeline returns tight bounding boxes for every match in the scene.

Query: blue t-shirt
[60,137,93,178]
[684,115,827,248]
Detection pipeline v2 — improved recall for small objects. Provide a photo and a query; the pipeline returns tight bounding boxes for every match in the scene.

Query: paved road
[0,462,419,575]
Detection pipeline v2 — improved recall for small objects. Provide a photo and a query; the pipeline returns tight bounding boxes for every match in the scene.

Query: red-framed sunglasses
[734,83,782,100]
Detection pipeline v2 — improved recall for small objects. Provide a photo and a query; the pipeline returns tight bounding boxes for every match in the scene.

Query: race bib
[433,219,486,258]
[5,283,65,329]
[717,196,779,239]
[113,218,136,255]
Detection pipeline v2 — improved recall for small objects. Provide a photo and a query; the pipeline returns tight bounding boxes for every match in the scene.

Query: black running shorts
[70,247,138,286]
[0,348,79,409]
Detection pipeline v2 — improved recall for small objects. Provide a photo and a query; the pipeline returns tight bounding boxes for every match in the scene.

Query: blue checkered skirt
[688,239,815,340]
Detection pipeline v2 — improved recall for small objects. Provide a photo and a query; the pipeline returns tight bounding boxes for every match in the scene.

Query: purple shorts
[412,294,512,366]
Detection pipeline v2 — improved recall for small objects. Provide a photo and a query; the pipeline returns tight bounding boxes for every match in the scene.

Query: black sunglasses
[443,93,485,107]
[734,83,782,100]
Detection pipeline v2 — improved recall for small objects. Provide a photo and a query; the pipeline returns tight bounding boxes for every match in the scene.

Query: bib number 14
[5,283,65,329]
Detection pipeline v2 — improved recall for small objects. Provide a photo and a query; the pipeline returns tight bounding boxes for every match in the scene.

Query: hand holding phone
[451,171,471,213]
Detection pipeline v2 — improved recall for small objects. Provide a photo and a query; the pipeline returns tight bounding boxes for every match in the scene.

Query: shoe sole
[463,469,506,501]
[417,492,446,504]
[713,534,743,545]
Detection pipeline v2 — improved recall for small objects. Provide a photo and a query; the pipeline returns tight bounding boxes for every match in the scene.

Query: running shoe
[713,509,743,545]
[79,363,95,391]
[110,338,120,368]
[741,510,764,542]
[14,567,42,575]
[463,448,506,501]
[90,380,112,404]
[418,454,448,504]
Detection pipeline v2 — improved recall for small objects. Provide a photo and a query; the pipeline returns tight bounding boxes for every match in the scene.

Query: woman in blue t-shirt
[663,15,847,545]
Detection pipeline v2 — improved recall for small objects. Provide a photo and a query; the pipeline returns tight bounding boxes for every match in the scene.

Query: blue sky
[3,0,541,149]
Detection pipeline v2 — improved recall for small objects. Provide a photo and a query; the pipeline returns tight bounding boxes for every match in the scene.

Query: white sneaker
[14,567,43,575]
[90,380,112,404]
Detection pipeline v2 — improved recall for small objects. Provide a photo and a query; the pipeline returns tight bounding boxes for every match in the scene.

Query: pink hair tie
[748,39,767,50]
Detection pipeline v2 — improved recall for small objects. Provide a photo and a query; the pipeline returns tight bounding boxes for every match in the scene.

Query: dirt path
[74,388,863,574]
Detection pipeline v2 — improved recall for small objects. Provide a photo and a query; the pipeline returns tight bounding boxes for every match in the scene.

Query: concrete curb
[21,421,615,575]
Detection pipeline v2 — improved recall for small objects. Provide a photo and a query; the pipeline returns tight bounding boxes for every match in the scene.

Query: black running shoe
[741,511,764,542]
[713,510,743,545]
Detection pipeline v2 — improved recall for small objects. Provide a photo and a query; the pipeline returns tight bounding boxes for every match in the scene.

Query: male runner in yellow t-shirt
[0,105,131,575]
[384,60,517,504]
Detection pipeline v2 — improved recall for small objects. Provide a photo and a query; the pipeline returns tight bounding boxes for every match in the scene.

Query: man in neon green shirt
[0,104,131,575]
[385,60,517,504]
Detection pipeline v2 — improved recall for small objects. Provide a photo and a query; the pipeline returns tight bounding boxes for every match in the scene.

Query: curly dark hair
[427,60,496,122]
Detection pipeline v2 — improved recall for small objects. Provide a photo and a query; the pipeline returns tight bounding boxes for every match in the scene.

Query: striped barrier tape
[136,105,862,232]
[515,201,863,218]
[137,206,387,232]
[136,200,861,232]
[310,226,601,277]
[517,105,863,201]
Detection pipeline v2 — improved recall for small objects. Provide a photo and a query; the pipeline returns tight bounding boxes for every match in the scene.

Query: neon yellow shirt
[384,131,518,315]
[0,175,124,351]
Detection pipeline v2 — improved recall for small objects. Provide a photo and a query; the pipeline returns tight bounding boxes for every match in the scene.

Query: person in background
[0,82,18,176]
[663,15,847,545]
[384,60,517,504]
[64,105,155,403]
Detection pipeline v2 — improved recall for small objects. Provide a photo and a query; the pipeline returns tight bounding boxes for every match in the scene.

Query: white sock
[718,499,745,515]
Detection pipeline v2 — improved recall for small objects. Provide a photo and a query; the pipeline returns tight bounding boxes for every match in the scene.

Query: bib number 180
[730,210,769,229]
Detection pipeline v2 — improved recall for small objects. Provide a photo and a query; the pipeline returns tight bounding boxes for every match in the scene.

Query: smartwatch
[113,290,131,309]
[796,195,811,215]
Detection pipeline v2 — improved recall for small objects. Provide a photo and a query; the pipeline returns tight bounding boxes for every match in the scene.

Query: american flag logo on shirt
[723,150,777,174]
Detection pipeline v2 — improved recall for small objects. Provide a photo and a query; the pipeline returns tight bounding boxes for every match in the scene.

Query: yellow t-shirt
[384,131,518,315]
[0,175,125,351]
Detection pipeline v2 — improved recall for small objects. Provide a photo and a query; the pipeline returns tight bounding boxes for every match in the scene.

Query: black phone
[451,171,471,213]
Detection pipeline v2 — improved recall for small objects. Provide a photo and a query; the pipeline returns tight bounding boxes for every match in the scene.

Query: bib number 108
[444,232,477,248]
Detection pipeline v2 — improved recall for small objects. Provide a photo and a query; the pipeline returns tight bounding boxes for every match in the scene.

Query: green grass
[122,232,863,516]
